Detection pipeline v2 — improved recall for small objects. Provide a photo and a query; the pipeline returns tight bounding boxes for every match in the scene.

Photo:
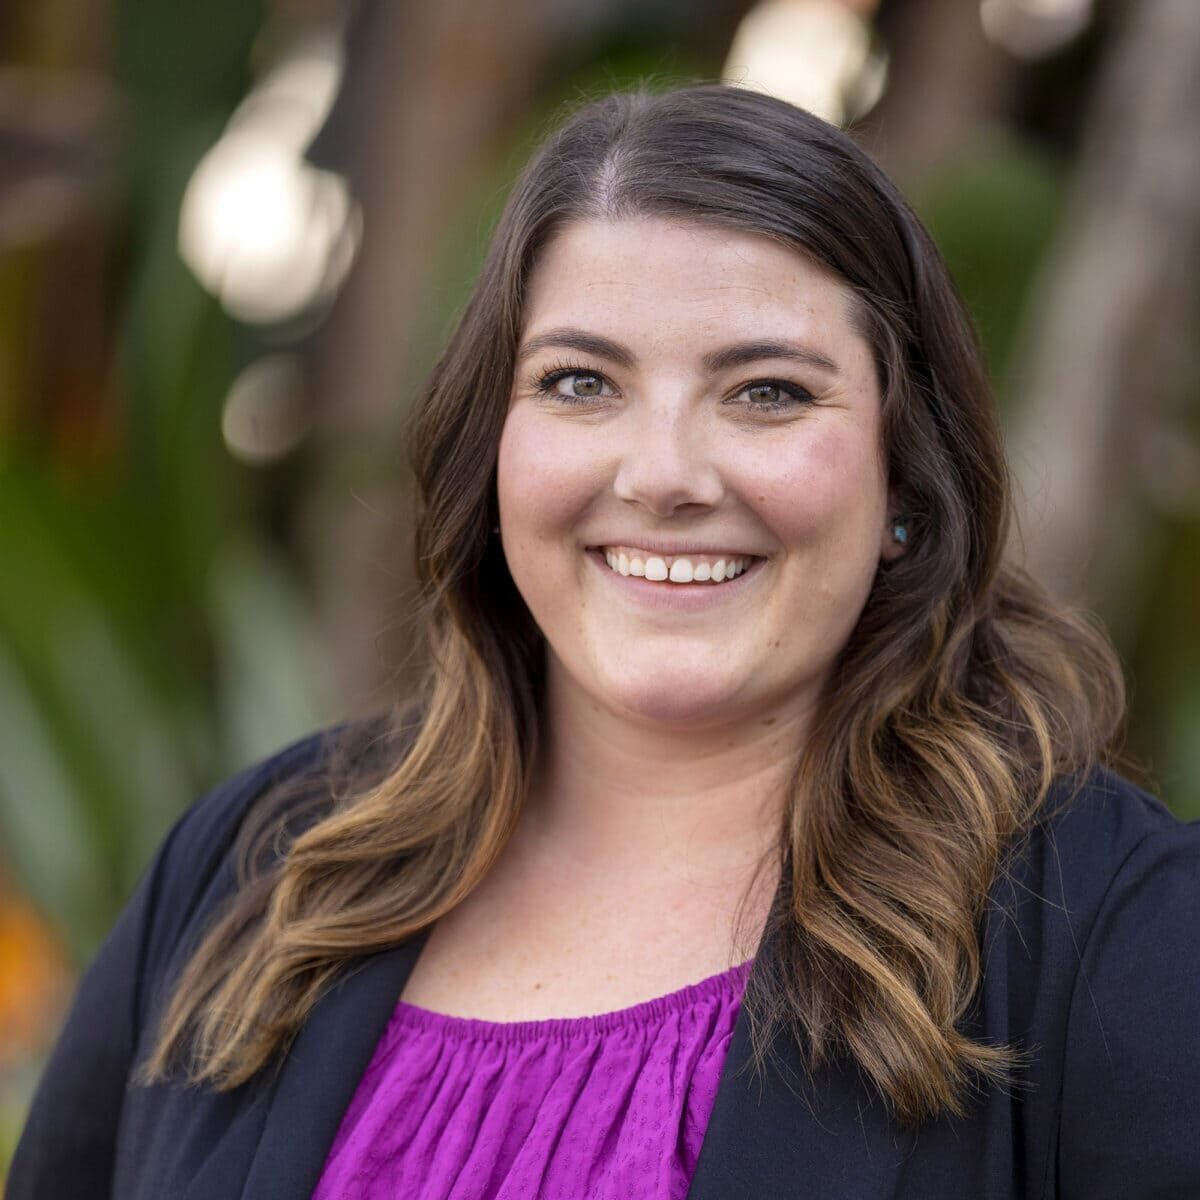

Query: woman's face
[497,217,900,733]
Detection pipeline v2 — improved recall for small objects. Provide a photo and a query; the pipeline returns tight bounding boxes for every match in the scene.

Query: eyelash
[529,362,816,411]
[531,362,613,406]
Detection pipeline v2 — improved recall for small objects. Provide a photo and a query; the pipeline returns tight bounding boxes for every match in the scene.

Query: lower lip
[586,549,765,611]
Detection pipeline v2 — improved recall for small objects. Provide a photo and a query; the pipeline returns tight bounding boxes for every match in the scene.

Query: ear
[880,491,908,562]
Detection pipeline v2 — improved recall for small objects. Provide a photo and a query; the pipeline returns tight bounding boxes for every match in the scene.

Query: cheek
[748,423,887,543]
[496,410,608,551]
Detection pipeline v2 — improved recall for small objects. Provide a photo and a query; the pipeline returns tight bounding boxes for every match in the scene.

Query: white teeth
[600,550,754,585]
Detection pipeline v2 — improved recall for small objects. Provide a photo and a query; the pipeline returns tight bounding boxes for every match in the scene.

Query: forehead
[521,217,864,348]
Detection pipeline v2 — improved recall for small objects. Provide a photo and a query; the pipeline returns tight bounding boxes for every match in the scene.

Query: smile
[599,545,758,584]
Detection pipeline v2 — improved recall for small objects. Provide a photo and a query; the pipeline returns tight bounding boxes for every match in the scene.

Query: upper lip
[588,539,765,557]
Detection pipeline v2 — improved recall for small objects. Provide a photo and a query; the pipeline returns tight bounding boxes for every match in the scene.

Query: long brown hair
[144,85,1124,1123]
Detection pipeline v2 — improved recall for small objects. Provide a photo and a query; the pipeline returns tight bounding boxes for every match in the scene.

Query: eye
[534,365,615,404]
[733,379,815,412]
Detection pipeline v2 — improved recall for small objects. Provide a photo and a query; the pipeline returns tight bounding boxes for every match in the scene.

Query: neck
[522,665,810,886]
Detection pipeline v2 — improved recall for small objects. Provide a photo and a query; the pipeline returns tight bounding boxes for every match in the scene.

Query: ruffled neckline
[388,958,753,1045]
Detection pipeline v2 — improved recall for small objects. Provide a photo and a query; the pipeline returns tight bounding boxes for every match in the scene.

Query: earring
[493,525,500,535]
[892,520,908,545]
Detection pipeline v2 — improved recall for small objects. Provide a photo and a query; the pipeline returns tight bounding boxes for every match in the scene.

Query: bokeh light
[177,34,360,325]
[723,0,886,125]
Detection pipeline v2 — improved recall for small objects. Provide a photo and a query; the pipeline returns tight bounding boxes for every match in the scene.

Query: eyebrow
[516,327,841,376]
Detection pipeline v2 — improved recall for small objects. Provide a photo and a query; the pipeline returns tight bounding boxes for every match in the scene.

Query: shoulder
[157,709,417,876]
[132,727,343,987]
[1041,762,1191,854]
[152,728,339,906]
[164,728,336,863]
[997,764,1198,930]
[1026,769,1200,1196]
[980,767,1200,1196]
[1033,758,1200,947]
[138,715,412,992]
[7,725,356,1197]
[1026,765,1200,1024]
[980,764,1200,1071]
[986,765,1200,1013]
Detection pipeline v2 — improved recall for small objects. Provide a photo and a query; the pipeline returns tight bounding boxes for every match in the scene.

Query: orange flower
[0,882,73,1068]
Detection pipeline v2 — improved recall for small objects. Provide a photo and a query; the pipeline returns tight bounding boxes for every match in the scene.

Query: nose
[612,401,725,517]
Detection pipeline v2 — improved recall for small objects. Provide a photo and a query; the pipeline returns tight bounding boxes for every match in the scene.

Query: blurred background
[1,0,1197,1171]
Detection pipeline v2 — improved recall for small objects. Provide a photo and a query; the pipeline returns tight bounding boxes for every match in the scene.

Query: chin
[602,674,752,730]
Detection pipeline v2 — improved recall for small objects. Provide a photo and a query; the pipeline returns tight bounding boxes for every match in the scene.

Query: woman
[11,85,1200,1199]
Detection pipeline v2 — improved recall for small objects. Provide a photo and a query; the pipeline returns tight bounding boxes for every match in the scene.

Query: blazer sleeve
[6,732,330,1200]
[1057,820,1200,1199]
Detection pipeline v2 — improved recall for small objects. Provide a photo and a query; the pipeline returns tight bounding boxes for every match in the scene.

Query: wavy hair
[144,85,1124,1123]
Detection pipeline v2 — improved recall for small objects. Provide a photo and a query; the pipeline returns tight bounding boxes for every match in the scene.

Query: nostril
[612,453,724,515]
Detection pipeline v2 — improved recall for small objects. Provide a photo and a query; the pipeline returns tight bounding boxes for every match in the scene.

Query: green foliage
[1124,514,1200,820]
[912,132,1065,408]
[0,0,327,964]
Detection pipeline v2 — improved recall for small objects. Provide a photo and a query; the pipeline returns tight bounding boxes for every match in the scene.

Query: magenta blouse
[311,959,752,1199]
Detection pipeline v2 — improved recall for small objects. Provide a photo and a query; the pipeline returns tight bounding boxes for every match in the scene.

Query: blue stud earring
[892,520,908,545]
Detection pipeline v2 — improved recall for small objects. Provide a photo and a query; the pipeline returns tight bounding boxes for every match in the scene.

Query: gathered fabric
[312,960,752,1199]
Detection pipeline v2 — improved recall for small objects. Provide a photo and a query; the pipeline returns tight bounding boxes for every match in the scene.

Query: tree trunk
[1005,0,1200,619]
[305,0,562,707]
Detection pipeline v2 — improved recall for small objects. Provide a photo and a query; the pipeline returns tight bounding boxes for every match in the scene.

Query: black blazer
[10,729,1200,1199]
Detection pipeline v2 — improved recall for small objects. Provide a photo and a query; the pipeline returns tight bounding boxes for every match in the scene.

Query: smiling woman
[11,86,1200,1200]
[499,219,895,737]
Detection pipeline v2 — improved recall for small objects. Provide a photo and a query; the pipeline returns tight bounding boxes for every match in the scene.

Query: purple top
[312,960,753,1199]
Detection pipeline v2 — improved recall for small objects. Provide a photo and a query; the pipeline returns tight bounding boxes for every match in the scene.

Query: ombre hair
[144,85,1124,1124]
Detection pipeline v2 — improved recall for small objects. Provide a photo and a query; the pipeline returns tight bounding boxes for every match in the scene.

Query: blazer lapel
[686,955,916,1199]
[237,930,430,1200]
